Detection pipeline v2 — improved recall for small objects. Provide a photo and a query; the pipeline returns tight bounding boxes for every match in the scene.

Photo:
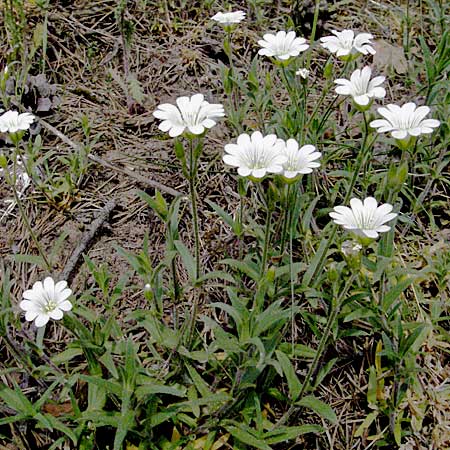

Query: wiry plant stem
[260,207,272,279]
[274,273,356,428]
[189,138,201,279]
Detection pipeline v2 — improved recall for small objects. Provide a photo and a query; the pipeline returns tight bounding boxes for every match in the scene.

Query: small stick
[39,119,182,197]
[60,199,116,282]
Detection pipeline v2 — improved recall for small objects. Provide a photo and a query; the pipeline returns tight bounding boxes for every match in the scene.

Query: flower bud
[395,137,416,151]
[266,265,276,283]
[341,240,362,270]
[323,61,334,79]
[0,153,7,169]
[387,161,408,192]
[327,262,340,283]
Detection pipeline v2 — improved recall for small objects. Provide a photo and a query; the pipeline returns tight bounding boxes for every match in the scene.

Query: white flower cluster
[149,19,441,247]
[223,131,321,182]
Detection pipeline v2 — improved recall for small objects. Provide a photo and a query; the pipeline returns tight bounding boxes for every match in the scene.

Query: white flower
[223,131,286,179]
[370,102,440,140]
[153,94,225,138]
[20,277,73,327]
[330,197,397,239]
[211,11,245,25]
[320,30,375,58]
[0,110,35,133]
[258,31,309,61]
[296,68,309,79]
[281,140,321,180]
[334,66,385,106]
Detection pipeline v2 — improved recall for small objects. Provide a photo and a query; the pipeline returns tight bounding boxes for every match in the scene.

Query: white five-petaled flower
[0,110,35,134]
[258,31,309,61]
[281,140,321,181]
[369,102,440,140]
[211,11,246,25]
[19,277,73,328]
[330,197,397,239]
[320,30,375,58]
[153,94,225,138]
[223,131,286,180]
[334,66,385,106]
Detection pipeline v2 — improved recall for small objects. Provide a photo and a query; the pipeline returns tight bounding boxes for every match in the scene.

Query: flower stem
[306,0,321,68]
[189,138,201,279]
[343,111,373,204]
[260,206,272,279]
[288,187,297,351]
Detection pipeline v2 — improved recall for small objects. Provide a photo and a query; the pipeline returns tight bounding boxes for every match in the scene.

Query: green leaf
[39,414,78,444]
[296,395,337,424]
[314,357,337,388]
[52,347,83,365]
[343,307,376,322]
[224,425,271,450]
[275,350,302,400]
[0,383,35,416]
[278,343,316,359]
[220,258,259,281]
[254,301,293,335]
[367,366,377,407]
[382,277,414,312]
[185,364,211,398]
[12,253,46,268]
[265,425,323,444]
[399,323,430,358]
[79,375,122,398]
[210,302,243,330]
[99,350,119,379]
[135,384,186,400]
[354,411,379,437]
[137,190,168,222]
[196,270,235,285]
[205,199,241,235]
[174,240,196,281]
[302,223,335,287]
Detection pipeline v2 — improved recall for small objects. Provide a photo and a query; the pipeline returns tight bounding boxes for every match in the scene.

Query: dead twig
[60,199,116,282]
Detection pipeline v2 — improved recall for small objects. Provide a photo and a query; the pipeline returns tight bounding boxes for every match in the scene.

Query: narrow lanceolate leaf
[382,277,414,312]
[174,240,196,281]
[220,258,260,281]
[264,425,323,444]
[224,425,271,450]
[206,199,241,235]
[296,395,338,424]
[355,411,379,437]
[275,350,302,401]
[186,364,211,398]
